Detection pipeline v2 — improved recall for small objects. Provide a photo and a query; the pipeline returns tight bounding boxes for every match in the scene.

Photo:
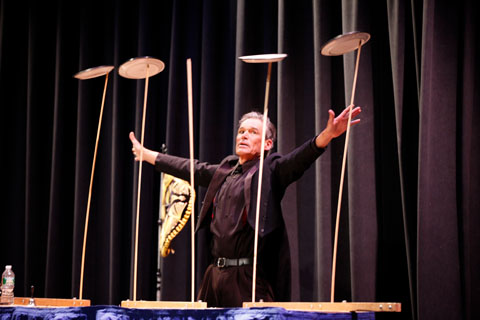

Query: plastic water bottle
[1,265,15,305]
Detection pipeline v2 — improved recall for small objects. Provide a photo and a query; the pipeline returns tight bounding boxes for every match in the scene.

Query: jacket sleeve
[154,153,219,187]
[272,137,325,188]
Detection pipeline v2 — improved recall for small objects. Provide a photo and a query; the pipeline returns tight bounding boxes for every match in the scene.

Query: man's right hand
[129,131,158,165]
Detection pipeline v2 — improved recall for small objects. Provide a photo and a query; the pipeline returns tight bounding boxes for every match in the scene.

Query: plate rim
[74,65,115,79]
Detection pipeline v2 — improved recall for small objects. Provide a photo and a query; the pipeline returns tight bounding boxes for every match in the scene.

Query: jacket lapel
[195,157,236,231]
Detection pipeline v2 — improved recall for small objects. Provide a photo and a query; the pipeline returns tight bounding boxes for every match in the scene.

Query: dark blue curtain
[0,1,478,320]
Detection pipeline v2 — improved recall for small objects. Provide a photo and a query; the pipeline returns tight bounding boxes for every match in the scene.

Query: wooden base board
[243,302,401,312]
[121,300,207,309]
[8,297,91,307]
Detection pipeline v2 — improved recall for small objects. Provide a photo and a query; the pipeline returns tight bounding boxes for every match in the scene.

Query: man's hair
[238,111,277,143]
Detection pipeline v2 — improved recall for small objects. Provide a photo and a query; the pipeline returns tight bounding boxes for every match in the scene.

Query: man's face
[235,118,272,163]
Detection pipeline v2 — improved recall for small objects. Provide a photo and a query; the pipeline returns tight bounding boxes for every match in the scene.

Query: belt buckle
[216,257,226,268]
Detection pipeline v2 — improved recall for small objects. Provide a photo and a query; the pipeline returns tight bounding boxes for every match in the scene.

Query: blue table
[0,305,375,320]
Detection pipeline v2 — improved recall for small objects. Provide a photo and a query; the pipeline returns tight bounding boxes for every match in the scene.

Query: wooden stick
[79,71,110,300]
[133,64,151,301]
[252,62,273,303]
[330,41,363,302]
[186,58,196,303]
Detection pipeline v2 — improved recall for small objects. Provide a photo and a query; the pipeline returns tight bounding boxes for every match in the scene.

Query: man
[129,105,361,307]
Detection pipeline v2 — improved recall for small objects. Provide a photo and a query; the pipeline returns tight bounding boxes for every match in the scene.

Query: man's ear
[264,139,273,151]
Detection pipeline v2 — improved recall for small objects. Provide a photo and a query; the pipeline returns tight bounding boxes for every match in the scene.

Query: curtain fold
[313,0,334,303]
[460,2,480,320]
[417,0,463,319]
[1,1,479,319]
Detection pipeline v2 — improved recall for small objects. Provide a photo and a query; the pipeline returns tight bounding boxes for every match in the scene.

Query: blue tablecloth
[0,305,374,320]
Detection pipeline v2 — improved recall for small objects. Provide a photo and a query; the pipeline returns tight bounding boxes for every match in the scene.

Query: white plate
[321,32,370,56]
[119,57,165,79]
[239,53,287,63]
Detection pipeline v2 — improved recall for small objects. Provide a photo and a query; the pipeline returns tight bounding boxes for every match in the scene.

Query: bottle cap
[5,265,12,269]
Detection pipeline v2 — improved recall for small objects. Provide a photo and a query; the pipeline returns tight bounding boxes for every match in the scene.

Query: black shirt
[210,158,258,259]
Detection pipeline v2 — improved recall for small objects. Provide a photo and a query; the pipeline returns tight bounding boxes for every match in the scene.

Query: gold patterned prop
[159,174,195,257]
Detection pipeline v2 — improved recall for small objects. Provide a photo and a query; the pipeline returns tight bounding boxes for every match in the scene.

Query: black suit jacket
[154,137,325,300]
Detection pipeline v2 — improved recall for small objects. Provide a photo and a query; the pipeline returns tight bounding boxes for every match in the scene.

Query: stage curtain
[0,1,478,319]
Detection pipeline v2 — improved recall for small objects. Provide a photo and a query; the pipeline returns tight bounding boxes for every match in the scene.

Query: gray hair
[238,111,277,143]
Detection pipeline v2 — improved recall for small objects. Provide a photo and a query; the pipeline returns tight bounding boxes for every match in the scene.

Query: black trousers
[197,264,274,307]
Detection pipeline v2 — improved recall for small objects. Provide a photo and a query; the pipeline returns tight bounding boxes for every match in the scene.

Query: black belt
[214,257,252,268]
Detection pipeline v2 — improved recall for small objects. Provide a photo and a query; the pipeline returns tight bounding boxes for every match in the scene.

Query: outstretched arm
[129,131,159,165]
[315,105,361,148]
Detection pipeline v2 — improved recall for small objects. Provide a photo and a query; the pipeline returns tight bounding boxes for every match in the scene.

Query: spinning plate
[119,57,165,79]
[74,65,114,80]
[239,53,287,63]
[321,31,370,56]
